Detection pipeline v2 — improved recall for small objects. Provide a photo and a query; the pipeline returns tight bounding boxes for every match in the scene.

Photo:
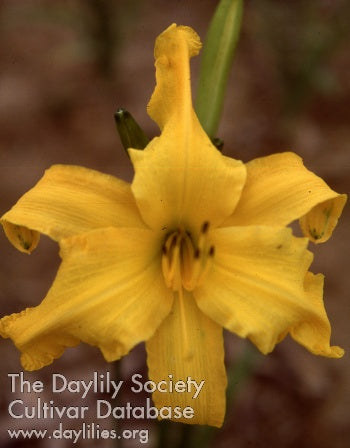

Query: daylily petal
[194,226,341,356]
[1,165,145,253]
[290,272,344,357]
[223,152,346,243]
[147,24,201,131]
[130,24,246,232]
[0,227,173,370]
[1,223,40,254]
[146,290,226,427]
[299,197,347,244]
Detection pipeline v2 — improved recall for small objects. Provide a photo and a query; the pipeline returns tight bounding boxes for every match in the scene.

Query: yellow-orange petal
[130,24,246,232]
[290,272,344,357]
[1,223,40,254]
[299,196,347,244]
[147,24,201,130]
[194,225,332,355]
[146,290,227,427]
[224,152,346,243]
[1,165,145,253]
[0,227,172,370]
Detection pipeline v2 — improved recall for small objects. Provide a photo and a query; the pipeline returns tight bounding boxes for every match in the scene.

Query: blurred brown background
[0,1,349,447]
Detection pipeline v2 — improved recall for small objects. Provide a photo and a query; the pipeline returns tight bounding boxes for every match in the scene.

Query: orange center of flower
[161,222,215,292]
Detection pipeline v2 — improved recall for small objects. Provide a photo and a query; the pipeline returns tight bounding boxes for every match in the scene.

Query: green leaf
[195,0,244,138]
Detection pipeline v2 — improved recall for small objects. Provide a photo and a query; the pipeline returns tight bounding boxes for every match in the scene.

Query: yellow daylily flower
[0,24,347,427]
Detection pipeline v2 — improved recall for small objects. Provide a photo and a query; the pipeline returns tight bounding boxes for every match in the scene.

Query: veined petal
[146,290,227,427]
[147,24,201,130]
[290,272,344,357]
[1,223,40,254]
[194,225,339,355]
[224,152,346,243]
[130,24,246,232]
[130,130,245,233]
[1,165,145,253]
[299,197,346,243]
[0,227,173,370]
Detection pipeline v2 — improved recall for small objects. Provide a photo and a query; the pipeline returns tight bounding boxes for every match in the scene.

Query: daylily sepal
[224,151,346,244]
[1,164,145,253]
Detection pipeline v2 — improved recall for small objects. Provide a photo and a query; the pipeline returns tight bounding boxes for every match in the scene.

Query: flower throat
[161,222,215,292]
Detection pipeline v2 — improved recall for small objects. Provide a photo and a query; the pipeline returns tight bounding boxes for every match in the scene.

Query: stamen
[168,241,181,291]
[201,221,209,233]
[169,233,178,252]
[161,221,215,292]
[196,252,214,286]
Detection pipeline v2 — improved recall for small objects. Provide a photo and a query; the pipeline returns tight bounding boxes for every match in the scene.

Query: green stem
[112,360,123,448]
[177,424,194,448]
[190,344,258,447]
[225,344,258,406]
[157,421,194,448]
[195,0,244,139]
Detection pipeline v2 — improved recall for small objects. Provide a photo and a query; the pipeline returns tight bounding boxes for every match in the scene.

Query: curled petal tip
[147,24,201,129]
[300,194,347,244]
[154,24,202,59]
[1,221,40,254]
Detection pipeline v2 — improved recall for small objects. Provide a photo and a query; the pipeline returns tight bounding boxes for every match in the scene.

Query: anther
[161,224,214,292]
[170,234,178,251]
[201,221,209,234]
